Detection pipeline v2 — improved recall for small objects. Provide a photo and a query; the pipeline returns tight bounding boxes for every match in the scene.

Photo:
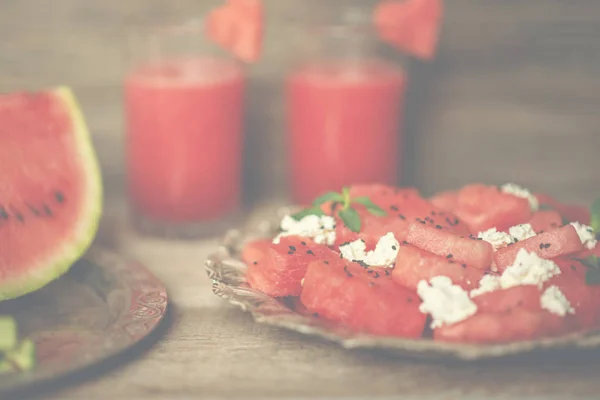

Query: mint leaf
[582,255,599,269]
[352,196,387,216]
[339,207,361,233]
[586,269,600,285]
[591,199,600,233]
[313,192,344,206]
[291,206,325,221]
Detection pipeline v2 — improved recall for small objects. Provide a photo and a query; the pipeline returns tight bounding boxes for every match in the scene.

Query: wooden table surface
[11,198,593,400]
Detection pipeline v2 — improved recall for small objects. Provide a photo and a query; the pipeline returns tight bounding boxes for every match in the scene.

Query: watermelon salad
[242,183,600,344]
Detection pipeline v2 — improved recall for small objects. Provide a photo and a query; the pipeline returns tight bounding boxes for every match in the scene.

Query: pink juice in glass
[286,59,406,204]
[125,57,245,223]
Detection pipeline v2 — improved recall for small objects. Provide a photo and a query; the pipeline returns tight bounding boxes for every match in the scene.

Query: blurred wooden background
[2,0,600,205]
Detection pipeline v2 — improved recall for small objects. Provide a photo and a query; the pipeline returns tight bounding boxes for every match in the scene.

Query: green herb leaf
[339,207,361,233]
[586,268,600,285]
[581,255,599,270]
[591,199,600,233]
[291,206,325,221]
[352,196,387,216]
[341,187,351,208]
[313,191,344,206]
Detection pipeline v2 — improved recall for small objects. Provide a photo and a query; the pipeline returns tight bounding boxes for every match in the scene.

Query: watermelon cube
[245,236,335,297]
[454,184,532,233]
[300,258,426,338]
[528,210,563,233]
[392,245,485,291]
[434,309,565,344]
[472,285,543,314]
[406,222,493,270]
[493,225,584,271]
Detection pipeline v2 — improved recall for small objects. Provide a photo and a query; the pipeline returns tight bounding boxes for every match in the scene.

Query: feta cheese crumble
[273,214,336,246]
[417,276,478,329]
[541,285,574,316]
[500,248,561,289]
[339,232,399,267]
[500,183,539,212]
[570,222,597,250]
[469,274,501,297]
[508,223,537,242]
[478,228,514,250]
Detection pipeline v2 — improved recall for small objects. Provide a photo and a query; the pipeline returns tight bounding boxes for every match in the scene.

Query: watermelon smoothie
[125,57,245,230]
[286,59,406,204]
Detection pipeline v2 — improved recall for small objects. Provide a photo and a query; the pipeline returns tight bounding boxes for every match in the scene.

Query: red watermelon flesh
[392,245,484,291]
[454,184,532,233]
[536,193,591,224]
[241,238,271,265]
[544,259,600,330]
[373,0,444,60]
[493,225,583,271]
[0,87,102,301]
[300,258,426,337]
[528,210,563,233]
[406,222,493,270]
[205,0,264,63]
[429,190,458,212]
[434,309,565,344]
[472,285,543,314]
[246,236,336,297]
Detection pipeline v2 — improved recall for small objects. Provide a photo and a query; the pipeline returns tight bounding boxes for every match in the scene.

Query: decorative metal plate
[206,208,600,361]
[0,246,169,394]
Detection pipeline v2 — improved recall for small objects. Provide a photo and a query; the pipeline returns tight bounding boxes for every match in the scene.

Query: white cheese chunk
[273,214,336,246]
[477,228,514,250]
[500,248,561,289]
[500,183,539,212]
[508,223,537,242]
[339,232,399,267]
[469,274,501,298]
[541,285,574,316]
[570,222,597,250]
[417,276,478,329]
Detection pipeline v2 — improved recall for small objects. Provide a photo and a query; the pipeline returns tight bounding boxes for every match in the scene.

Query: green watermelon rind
[0,86,103,301]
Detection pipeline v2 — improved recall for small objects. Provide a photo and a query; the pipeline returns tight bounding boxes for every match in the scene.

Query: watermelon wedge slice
[205,0,264,63]
[0,87,102,300]
[373,0,444,60]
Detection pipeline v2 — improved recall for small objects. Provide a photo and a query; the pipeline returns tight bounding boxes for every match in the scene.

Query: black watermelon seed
[461,263,467,269]
[367,270,374,274]
[392,245,397,250]
[355,260,369,268]
[301,241,307,246]
[289,245,296,251]
[27,204,40,216]
[54,191,65,203]
[43,205,53,216]
[313,313,319,318]
[419,221,426,225]
[399,214,406,220]
[539,243,545,250]
[368,282,376,287]
[253,261,258,265]
[385,270,390,276]
[390,205,399,211]
[324,260,329,265]
[571,265,577,271]
[544,243,551,249]
[374,272,380,278]
[287,251,294,255]
[402,240,409,245]
[15,213,24,222]
[306,250,314,255]
[446,254,453,259]
[435,225,442,229]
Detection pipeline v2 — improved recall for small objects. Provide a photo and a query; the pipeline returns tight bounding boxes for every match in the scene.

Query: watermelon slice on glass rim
[0,87,102,301]
[205,0,264,63]
[373,0,444,60]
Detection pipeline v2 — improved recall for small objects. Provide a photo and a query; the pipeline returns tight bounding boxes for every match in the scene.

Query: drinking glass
[285,10,407,205]
[124,20,246,238]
